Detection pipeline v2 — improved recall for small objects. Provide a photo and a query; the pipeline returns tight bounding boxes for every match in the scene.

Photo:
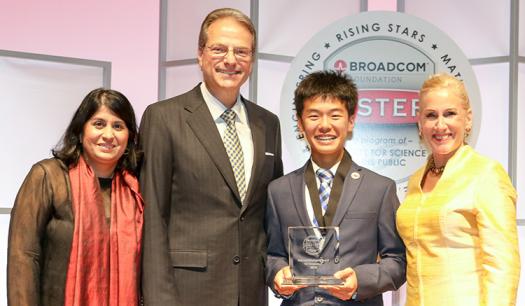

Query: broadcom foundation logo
[280,11,480,195]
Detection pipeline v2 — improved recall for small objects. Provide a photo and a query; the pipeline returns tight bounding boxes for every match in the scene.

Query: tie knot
[316,168,334,182]
[220,109,237,126]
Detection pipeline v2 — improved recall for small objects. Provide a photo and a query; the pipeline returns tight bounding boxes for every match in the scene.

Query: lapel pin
[351,172,360,180]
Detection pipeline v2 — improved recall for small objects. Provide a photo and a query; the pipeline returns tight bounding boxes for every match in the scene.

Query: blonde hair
[419,73,471,110]
[419,73,473,143]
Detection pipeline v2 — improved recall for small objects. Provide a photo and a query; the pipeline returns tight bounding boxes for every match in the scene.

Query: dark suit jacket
[139,84,283,306]
[265,159,406,306]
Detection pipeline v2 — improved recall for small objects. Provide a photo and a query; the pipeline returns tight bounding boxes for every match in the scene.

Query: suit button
[240,216,245,221]
[314,296,324,303]
[233,255,241,264]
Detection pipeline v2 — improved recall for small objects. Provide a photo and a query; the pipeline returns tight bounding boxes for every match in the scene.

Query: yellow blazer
[396,145,520,306]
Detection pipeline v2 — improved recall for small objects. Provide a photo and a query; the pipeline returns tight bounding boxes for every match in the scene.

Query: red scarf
[64,156,144,306]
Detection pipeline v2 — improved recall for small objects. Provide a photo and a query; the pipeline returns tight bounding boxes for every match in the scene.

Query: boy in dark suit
[265,70,406,305]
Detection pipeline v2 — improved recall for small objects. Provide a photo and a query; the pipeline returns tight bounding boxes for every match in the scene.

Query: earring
[464,127,471,143]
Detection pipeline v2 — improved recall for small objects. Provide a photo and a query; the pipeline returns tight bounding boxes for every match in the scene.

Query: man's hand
[273,266,306,297]
[321,267,358,301]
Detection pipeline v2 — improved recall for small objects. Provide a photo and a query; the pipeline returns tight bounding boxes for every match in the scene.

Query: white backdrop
[0,53,106,207]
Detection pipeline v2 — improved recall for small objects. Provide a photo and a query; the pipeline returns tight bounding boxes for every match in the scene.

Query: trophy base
[283,277,344,286]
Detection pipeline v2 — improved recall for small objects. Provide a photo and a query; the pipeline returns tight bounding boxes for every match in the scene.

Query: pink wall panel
[0,0,160,118]
[369,0,397,11]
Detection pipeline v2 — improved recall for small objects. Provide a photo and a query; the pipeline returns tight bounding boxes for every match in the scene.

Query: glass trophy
[283,226,343,286]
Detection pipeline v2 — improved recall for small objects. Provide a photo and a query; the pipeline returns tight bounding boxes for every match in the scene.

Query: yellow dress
[396,145,520,306]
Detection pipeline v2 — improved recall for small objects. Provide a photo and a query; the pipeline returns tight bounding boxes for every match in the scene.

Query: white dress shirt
[200,83,254,187]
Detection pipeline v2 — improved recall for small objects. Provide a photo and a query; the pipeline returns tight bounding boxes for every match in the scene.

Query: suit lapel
[331,163,364,226]
[184,87,242,205]
[242,99,264,213]
[290,164,312,226]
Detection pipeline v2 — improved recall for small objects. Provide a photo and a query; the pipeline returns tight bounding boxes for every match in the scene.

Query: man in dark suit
[265,71,405,305]
[140,8,283,306]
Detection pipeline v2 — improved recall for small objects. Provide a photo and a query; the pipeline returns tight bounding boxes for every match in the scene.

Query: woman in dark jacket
[7,88,144,306]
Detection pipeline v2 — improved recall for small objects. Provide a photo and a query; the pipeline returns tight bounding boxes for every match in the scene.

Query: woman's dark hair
[52,88,141,174]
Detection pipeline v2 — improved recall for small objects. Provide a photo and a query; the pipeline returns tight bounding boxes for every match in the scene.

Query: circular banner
[280,11,481,194]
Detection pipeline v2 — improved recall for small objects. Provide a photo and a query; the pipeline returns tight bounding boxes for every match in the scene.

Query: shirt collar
[311,158,341,175]
[200,82,247,124]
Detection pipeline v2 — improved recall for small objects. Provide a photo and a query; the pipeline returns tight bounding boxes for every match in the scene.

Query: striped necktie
[220,109,247,203]
[313,168,334,226]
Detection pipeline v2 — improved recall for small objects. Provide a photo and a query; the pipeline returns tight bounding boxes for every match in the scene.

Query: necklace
[428,156,446,175]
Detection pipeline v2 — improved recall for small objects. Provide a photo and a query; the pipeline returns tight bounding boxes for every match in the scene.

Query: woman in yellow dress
[396,73,520,306]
